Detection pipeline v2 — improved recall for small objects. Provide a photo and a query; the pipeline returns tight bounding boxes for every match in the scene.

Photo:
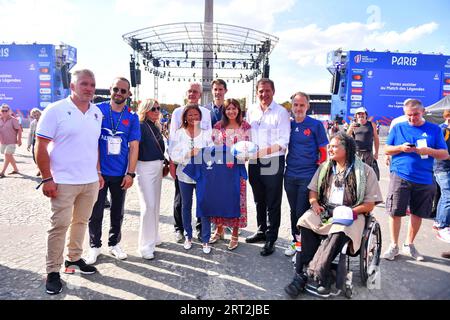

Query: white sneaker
[141,251,155,260]
[183,239,192,250]
[402,243,424,261]
[109,244,127,260]
[202,243,211,254]
[382,244,399,261]
[175,230,184,243]
[437,227,450,244]
[284,242,296,256]
[85,247,101,265]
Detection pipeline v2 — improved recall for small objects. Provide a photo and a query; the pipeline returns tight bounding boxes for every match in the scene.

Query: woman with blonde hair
[135,99,165,260]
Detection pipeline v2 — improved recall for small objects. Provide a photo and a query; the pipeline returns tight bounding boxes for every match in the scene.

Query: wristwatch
[127,172,136,179]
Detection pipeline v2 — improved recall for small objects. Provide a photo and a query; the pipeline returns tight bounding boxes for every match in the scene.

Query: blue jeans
[179,181,211,243]
[435,172,450,228]
[284,175,313,241]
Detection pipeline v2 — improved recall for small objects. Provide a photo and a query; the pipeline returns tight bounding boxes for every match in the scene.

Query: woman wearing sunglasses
[135,99,166,260]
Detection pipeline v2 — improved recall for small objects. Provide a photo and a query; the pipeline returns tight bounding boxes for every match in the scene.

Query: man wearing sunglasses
[85,77,141,265]
[0,104,22,178]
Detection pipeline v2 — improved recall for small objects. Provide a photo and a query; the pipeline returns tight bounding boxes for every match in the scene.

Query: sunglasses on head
[112,87,128,95]
[151,107,161,112]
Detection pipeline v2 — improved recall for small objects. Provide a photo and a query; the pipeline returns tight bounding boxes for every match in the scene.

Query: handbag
[145,121,170,177]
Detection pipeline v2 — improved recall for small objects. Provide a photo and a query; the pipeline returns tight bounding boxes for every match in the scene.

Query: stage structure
[122,22,278,104]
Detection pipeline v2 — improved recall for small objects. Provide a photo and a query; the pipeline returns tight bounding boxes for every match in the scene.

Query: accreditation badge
[329,185,344,205]
[107,136,121,155]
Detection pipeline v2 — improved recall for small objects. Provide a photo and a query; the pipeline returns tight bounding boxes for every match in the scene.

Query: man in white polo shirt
[245,78,291,256]
[35,69,104,295]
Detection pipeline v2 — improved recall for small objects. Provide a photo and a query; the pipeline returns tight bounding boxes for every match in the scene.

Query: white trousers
[136,160,163,255]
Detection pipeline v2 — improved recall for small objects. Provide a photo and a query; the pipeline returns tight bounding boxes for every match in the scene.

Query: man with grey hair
[383,98,448,262]
[0,103,22,177]
[36,69,104,295]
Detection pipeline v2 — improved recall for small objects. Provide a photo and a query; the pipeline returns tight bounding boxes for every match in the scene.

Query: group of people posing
[30,69,449,298]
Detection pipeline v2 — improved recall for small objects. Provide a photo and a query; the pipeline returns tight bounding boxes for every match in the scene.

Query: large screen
[343,51,450,124]
[0,44,55,117]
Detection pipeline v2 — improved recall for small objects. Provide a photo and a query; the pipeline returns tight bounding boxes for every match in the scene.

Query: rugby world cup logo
[354,54,362,64]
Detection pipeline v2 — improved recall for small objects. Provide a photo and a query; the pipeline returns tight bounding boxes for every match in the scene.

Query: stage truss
[123,22,279,102]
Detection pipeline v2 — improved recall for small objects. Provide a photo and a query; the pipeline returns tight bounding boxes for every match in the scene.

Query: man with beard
[85,77,141,265]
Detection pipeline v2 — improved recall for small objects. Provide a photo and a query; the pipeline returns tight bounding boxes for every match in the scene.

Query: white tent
[425,95,450,113]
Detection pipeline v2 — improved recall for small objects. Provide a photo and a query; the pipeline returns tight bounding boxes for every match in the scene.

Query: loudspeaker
[331,72,341,94]
[263,64,270,78]
[135,69,141,85]
[130,61,136,87]
[61,64,71,89]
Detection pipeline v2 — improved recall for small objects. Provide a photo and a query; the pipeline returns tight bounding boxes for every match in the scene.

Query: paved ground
[0,129,449,301]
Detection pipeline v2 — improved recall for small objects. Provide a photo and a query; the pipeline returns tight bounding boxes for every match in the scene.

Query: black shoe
[64,259,97,275]
[260,241,275,256]
[284,273,307,297]
[46,272,62,295]
[245,233,266,243]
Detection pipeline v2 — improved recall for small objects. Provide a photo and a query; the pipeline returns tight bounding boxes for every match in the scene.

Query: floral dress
[210,121,251,228]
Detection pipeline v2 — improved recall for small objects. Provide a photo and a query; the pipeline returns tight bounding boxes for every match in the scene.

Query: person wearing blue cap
[284,132,382,298]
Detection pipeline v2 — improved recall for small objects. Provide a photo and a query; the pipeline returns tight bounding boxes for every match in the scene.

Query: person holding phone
[383,99,448,262]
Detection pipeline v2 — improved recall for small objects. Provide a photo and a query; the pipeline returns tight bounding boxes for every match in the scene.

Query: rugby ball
[231,141,259,159]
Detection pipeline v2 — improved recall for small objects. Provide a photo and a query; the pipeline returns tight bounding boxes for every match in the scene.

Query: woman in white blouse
[168,104,213,254]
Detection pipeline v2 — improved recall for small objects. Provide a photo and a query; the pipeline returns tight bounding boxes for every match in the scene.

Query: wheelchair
[303,213,382,299]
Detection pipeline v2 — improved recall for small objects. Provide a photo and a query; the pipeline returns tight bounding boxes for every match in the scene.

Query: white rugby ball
[231,141,259,159]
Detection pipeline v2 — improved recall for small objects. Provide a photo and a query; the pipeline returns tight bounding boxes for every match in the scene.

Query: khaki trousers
[46,182,99,273]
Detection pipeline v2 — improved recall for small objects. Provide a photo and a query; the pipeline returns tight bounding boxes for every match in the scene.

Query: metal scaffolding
[123,22,278,102]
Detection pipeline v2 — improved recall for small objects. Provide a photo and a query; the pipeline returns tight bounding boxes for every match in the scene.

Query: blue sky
[1,0,449,104]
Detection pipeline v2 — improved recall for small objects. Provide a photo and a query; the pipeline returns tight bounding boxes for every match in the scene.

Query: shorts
[385,172,436,218]
[0,144,16,155]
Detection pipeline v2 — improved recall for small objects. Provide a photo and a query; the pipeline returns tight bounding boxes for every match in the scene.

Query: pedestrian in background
[0,104,22,178]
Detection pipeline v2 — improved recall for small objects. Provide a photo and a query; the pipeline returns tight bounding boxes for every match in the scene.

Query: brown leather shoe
[441,251,450,259]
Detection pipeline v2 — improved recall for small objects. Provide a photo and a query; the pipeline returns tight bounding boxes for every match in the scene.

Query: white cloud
[275,21,439,67]
[115,0,295,32]
[0,0,80,44]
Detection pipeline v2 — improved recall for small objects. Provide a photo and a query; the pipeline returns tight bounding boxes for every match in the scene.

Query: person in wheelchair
[285,132,383,297]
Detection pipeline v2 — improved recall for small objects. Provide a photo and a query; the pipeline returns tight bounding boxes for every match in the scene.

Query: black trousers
[89,176,126,248]
[295,228,350,285]
[248,155,285,242]
[174,172,201,233]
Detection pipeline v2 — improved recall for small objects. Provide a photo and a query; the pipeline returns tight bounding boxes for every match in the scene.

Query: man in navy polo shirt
[284,92,328,257]
[85,77,141,265]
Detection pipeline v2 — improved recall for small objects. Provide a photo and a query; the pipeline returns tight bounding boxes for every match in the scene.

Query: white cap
[354,107,368,114]
[332,206,354,226]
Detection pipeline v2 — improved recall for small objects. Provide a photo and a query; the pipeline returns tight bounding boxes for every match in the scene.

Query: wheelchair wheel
[359,221,382,285]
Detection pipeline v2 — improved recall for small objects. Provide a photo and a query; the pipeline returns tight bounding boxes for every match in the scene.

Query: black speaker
[263,64,270,78]
[130,61,136,87]
[331,71,341,94]
[61,64,71,89]
[135,69,141,85]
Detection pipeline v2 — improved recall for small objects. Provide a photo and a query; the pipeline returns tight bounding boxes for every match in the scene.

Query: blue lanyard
[109,106,125,135]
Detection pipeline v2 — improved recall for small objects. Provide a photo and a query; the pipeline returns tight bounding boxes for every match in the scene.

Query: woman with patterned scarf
[284,132,383,298]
